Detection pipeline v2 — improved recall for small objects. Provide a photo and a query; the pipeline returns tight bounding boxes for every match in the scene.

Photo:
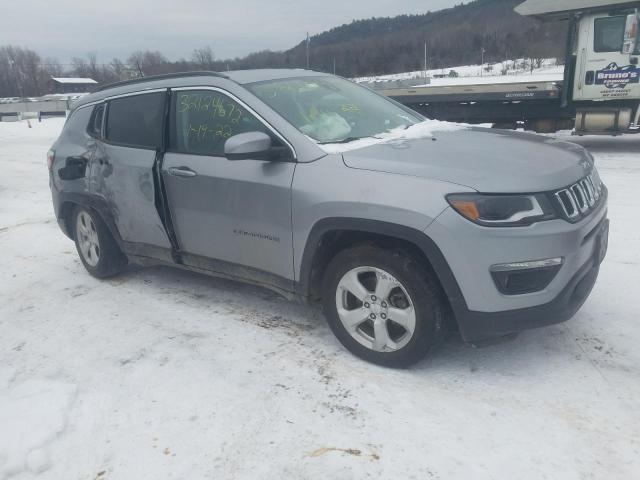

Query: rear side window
[62,107,92,145]
[169,89,273,156]
[105,92,165,149]
[594,16,626,52]
[87,104,104,138]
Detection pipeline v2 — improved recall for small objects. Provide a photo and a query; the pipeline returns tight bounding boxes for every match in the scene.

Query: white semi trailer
[383,1,640,135]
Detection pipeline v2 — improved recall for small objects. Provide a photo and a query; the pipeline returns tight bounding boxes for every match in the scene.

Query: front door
[162,88,296,287]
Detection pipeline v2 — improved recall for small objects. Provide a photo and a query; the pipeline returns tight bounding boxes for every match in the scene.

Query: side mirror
[622,13,639,54]
[224,131,292,161]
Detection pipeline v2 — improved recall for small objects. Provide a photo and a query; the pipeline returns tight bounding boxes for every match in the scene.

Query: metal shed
[48,77,98,94]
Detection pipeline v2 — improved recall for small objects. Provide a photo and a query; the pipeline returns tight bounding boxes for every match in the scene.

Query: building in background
[48,77,98,94]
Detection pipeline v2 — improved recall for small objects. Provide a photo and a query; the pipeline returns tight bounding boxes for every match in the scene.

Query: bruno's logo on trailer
[595,63,640,89]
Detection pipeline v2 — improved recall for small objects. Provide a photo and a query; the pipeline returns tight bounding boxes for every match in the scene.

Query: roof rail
[96,71,229,92]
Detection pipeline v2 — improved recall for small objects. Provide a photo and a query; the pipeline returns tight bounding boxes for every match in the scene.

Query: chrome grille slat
[556,189,579,218]
[572,184,589,213]
[553,172,603,221]
[581,179,595,206]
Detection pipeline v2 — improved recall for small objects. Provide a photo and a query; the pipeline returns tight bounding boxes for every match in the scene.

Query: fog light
[490,258,563,295]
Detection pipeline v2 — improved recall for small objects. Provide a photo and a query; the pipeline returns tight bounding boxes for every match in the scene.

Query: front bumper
[457,225,605,341]
[424,194,608,342]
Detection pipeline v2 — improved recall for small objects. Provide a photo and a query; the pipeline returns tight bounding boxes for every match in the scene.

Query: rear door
[92,90,172,250]
[162,87,296,285]
[575,13,640,101]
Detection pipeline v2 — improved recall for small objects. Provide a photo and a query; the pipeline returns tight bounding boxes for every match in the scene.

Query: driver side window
[169,89,272,156]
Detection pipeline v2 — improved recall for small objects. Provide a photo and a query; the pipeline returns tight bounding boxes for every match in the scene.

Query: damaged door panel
[90,91,172,254]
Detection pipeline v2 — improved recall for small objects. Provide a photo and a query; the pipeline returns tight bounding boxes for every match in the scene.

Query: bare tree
[191,46,215,70]
[43,58,63,77]
[71,57,90,77]
[109,57,138,81]
[0,46,43,97]
[127,50,169,76]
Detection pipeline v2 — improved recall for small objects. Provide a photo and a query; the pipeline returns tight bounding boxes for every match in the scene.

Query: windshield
[247,76,422,144]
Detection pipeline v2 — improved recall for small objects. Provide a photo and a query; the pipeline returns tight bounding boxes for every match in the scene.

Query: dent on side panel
[52,107,94,197]
[291,154,458,280]
[91,143,171,248]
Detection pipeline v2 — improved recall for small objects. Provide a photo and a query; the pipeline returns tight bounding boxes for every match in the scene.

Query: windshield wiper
[319,135,376,145]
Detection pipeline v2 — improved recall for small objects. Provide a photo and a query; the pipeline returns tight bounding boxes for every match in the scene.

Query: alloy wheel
[335,266,416,352]
[76,211,100,267]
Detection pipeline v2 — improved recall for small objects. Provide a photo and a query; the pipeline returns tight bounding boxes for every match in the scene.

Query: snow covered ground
[1,118,639,479]
[355,58,564,87]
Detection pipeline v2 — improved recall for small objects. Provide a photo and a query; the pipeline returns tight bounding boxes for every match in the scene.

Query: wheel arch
[296,218,469,324]
[57,193,123,247]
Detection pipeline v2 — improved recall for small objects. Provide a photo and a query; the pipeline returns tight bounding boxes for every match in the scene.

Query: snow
[39,94,87,101]
[318,120,467,154]
[0,368,77,479]
[414,70,563,87]
[1,118,640,479]
[355,58,564,88]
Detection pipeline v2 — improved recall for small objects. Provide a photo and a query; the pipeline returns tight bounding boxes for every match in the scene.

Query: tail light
[47,149,55,171]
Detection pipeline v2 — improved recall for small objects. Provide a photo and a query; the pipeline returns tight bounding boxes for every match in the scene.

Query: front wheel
[322,245,445,368]
[73,206,127,278]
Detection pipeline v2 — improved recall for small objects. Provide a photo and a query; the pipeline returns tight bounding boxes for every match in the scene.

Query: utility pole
[480,47,485,76]
[424,42,428,81]
[333,57,336,75]
[306,33,310,69]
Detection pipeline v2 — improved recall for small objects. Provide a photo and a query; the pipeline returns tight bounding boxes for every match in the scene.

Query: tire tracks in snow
[0,218,52,234]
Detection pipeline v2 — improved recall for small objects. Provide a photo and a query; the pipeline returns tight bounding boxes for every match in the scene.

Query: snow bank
[319,120,466,154]
[0,117,66,141]
[0,369,77,479]
[354,58,562,84]
[413,70,563,87]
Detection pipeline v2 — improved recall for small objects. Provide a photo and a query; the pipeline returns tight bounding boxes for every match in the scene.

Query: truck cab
[517,0,640,134]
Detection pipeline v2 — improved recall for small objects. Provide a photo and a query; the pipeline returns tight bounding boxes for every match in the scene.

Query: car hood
[340,127,593,192]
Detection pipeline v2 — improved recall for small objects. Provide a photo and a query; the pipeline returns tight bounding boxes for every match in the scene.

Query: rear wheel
[73,206,126,278]
[322,245,444,367]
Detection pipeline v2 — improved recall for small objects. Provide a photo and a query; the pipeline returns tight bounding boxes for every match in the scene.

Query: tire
[72,206,127,278]
[322,245,444,368]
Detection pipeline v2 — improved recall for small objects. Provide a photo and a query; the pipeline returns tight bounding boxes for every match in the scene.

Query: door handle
[168,166,198,178]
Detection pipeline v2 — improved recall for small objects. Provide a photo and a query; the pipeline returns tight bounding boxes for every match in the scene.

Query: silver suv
[48,69,608,367]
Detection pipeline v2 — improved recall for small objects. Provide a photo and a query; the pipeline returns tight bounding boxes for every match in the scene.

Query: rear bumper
[457,249,601,342]
[50,179,73,239]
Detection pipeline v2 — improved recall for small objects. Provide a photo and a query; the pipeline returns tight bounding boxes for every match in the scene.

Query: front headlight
[446,193,557,227]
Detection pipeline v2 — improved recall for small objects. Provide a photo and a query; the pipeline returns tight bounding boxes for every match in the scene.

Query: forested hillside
[0,0,565,96]
[283,0,566,76]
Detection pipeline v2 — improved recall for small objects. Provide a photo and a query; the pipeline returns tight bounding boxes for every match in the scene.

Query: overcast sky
[5,0,461,63]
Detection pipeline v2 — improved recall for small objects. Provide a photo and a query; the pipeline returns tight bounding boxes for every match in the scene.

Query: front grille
[553,171,604,222]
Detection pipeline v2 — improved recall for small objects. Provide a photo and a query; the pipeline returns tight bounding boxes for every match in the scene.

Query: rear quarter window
[87,104,105,138]
[61,107,92,145]
[105,92,165,149]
